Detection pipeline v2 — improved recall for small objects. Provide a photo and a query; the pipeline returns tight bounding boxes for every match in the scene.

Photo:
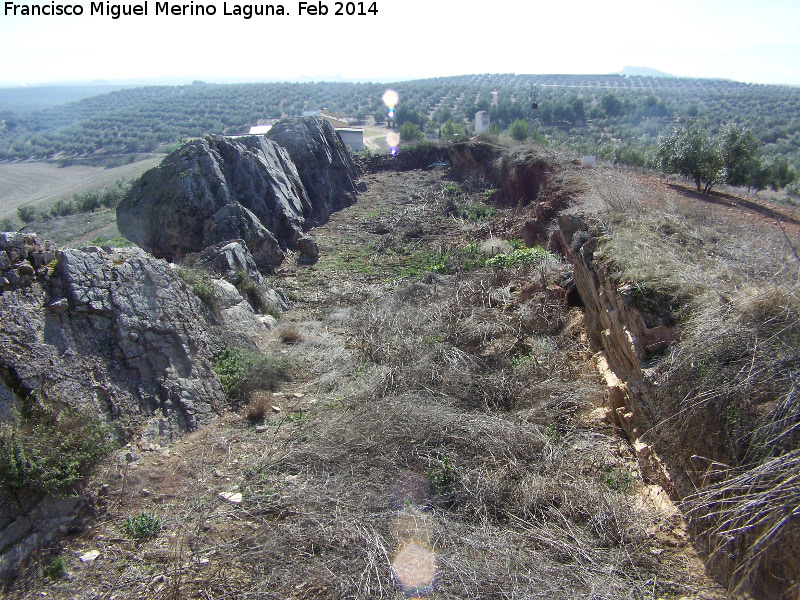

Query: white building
[475,111,491,134]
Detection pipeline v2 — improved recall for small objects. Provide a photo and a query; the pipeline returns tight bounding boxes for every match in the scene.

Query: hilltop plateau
[1,123,799,599]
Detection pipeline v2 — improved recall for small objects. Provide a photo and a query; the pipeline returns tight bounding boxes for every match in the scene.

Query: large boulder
[117,135,310,263]
[117,120,363,269]
[0,239,275,575]
[266,117,360,225]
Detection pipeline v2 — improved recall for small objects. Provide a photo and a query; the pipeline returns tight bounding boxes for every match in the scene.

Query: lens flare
[388,107,395,119]
[382,89,399,109]
[392,542,436,597]
[386,132,400,156]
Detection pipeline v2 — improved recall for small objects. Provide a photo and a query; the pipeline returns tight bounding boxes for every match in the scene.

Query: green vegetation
[486,246,548,267]
[43,556,66,579]
[656,119,792,193]
[602,467,632,492]
[176,267,219,310]
[213,348,288,401]
[0,397,115,497]
[17,205,36,223]
[2,75,797,181]
[89,234,134,248]
[121,511,161,540]
[507,118,530,141]
[12,178,134,226]
[426,455,454,497]
[399,122,423,143]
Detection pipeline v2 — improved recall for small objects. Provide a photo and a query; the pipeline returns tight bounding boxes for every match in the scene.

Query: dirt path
[8,166,728,600]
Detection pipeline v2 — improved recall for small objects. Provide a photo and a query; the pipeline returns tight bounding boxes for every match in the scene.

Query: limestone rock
[296,235,319,264]
[190,240,289,314]
[202,203,284,272]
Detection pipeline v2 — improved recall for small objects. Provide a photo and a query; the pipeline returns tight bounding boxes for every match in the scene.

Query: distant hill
[616,66,674,78]
[0,73,797,173]
[0,84,134,112]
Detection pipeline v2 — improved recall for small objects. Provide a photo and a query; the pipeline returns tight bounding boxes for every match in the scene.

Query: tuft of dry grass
[245,391,272,422]
[279,323,304,345]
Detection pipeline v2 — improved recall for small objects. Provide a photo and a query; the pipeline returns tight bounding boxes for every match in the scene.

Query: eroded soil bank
[3,144,742,599]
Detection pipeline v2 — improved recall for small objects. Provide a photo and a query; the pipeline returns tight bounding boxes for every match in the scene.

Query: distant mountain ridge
[616,66,674,78]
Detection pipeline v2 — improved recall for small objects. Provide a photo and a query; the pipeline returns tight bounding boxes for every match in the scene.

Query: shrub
[176,267,219,310]
[43,556,66,579]
[214,348,288,401]
[49,199,75,217]
[246,391,272,422]
[234,270,267,313]
[507,119,529,141]
[0,398,115,497]
[399,122,423,143]
[17,205,37,223]
[279,324,303,345]
[121,511,161,540]
[0,217,16,231]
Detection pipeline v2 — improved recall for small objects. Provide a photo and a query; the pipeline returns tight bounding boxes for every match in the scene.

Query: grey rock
[191,240,289,315]
[196,239,263,283]
[202,203,284,272]
[117,135,310,262]
[266,117,360,226]
[297,235,319,264]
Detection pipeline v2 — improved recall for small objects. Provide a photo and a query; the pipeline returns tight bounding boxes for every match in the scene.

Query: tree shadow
[667,183,800,228]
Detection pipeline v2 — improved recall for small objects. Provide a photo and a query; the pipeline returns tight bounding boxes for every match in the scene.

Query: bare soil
[3,161,741,600]
[0,156,163,222]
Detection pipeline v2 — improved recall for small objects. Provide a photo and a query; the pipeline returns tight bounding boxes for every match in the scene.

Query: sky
[1,0,799,87]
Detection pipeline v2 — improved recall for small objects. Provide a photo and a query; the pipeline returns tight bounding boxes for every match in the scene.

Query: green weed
[213,348,288,401]
[121,511,161,540]
[427,456,455,497]
[486,246,547,268]
[602,467,632,492]
[0,398,115,497]
[43,556,66,579]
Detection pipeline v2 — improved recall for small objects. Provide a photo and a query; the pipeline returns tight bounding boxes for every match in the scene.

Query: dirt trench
[3,147,732,600]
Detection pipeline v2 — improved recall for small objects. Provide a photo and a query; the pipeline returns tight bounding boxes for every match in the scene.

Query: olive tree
[657,119,723,193]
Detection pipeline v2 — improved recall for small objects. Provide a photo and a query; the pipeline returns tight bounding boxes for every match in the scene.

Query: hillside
[1,74,798,176]
[1,136,798,598]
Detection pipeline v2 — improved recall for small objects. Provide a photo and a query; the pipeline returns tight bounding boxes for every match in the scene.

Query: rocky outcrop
[2,245,226,441]
[117,118,362,270]
[202,203,285,272]
[190,239,289,314]
[0,237,276,577]
[117,134,309,266]
[266,118,360,225]
[0,232,55,293]
[558,215,680,486]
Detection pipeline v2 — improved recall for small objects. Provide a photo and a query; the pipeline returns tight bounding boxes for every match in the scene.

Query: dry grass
[245,391,272,422]
[3,162,726,600]
[583,168,800,597]
[278,324,304,345]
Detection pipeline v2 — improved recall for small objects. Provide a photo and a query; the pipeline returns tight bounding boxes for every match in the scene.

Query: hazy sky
[1,0,799,86]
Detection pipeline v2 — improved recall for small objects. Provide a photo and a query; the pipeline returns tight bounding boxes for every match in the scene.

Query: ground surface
[0,156,163,222]
[4,160,754,600]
